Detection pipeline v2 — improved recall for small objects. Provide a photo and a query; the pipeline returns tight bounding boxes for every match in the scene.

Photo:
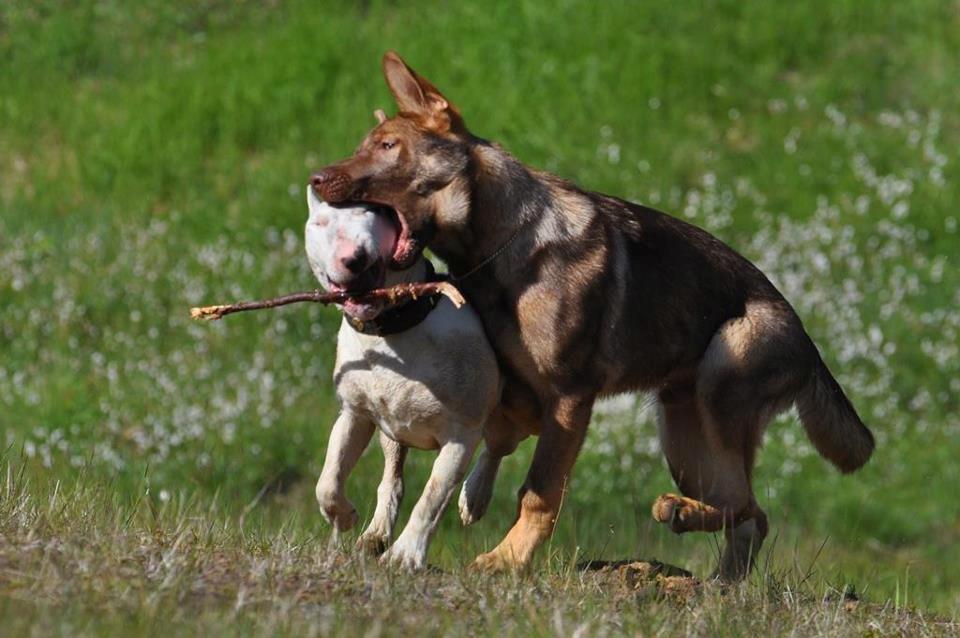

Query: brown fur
[310,52,875,580]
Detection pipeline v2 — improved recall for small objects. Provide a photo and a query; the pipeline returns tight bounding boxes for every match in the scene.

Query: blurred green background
[1,0,958,613]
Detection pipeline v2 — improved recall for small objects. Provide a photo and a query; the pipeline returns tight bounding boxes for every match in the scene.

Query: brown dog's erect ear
[382,51,462,132]
[374,108,387,124]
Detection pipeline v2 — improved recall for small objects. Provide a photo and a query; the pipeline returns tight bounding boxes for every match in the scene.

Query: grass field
[1,0,959,634]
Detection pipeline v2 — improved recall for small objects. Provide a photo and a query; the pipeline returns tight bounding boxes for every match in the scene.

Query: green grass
[1,0,959,632]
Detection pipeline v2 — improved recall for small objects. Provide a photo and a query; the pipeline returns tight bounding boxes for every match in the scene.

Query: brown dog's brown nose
[309,170,331,189]
[310,168,352,203]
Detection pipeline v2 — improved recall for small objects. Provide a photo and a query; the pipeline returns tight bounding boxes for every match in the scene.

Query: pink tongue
[344,299,380,321]
[378,220,400,259]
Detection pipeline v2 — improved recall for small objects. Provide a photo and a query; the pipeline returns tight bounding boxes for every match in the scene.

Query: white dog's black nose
[342,246,369,274]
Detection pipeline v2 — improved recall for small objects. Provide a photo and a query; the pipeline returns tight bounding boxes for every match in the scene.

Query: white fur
[307,190,503,569]
[306,188,395,290]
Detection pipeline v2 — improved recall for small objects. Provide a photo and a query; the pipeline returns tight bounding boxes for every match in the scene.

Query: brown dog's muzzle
[310,168,354,203]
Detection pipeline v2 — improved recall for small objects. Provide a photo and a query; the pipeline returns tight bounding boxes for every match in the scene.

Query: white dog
[306,187,517,569]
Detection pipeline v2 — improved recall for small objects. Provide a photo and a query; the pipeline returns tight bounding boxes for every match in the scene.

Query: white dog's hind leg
[381,432,481,570]
[316,410,376,536]
[458,447,502,526]
[357,431,407,555]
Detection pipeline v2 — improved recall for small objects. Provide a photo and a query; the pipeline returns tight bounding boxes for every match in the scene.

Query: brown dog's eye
[381,140,397,151]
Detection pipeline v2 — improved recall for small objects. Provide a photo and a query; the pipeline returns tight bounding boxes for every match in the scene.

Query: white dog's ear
[306,185,324,216]
[374,108,387,124]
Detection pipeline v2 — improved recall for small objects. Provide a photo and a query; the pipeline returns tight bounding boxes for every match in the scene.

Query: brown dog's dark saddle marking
[345,261,447,336]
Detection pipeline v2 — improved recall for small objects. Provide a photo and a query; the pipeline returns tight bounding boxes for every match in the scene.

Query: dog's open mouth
[308,180,422,270]
[349,200,419,269]
[387,207,418,268]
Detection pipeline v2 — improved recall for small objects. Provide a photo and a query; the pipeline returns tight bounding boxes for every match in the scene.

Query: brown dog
[310,52,875,580]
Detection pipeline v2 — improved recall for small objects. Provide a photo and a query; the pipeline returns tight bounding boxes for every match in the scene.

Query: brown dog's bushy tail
[796,354,875,473]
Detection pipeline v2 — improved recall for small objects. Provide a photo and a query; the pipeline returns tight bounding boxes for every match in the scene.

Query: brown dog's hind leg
[717,507,768,581]
[474,394,593,571]
[654,391,755,529]
[459,408,529,527]
[653,386,766,581]
[657,301,807,581]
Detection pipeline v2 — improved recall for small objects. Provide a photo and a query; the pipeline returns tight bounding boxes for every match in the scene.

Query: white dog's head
[305,186,399,321]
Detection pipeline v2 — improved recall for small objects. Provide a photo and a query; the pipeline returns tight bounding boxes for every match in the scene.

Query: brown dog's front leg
[474,393,594,571]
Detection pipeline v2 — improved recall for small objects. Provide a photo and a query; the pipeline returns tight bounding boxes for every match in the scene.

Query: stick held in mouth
[190,281,466,321]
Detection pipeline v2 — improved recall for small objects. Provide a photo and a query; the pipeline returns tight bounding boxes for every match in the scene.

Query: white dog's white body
[306,189,504,569]
[334,278,500,451]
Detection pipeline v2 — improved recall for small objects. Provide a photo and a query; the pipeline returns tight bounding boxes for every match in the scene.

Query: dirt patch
[579,559,701,602]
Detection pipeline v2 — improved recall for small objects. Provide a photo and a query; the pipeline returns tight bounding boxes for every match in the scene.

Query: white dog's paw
[356,530,391,556]
[379,536,427,571]
[318,497,359,532]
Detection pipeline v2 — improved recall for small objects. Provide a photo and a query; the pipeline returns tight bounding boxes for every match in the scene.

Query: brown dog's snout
[310,168,353,203]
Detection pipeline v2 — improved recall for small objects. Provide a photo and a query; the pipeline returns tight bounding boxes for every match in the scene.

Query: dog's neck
[432,142,548,279]
[384,256,429,286]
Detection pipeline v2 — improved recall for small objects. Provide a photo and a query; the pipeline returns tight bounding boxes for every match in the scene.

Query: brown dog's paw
[652,493,722,533]
[651,493,684,529]
[473,546,526,573]
[473,550,507,572]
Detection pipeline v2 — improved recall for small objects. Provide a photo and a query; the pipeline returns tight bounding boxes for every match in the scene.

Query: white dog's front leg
[381,433,481,570]
[316,410,376,534]
[357,431,407,555]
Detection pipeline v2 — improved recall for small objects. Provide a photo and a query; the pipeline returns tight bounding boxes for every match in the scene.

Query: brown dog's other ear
[374,108,387,124]
[382,51,462,132]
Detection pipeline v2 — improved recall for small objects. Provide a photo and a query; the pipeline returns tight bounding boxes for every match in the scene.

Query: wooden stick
[190,281,466,321]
